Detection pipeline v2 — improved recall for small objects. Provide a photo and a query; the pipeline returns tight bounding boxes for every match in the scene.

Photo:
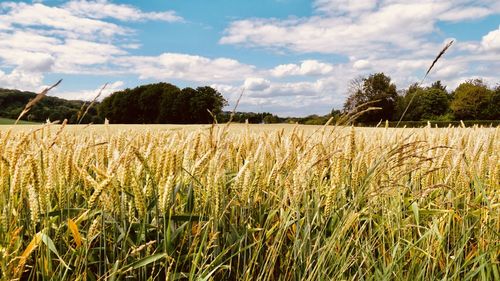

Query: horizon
[0,0,499,117]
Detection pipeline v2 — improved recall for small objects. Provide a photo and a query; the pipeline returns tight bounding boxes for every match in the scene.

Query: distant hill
[0,88,102,124]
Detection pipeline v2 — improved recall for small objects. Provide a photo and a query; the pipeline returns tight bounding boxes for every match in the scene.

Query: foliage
[344,76,499,124]
[0,124,498,280]
[0,88,101,123]
[482,85,500,120]
[450,79,493,120]
[356,120,500,127]
[343,73,398,122]
[98,83,228,124]
[217,111,282,124]
[395,82,450,121]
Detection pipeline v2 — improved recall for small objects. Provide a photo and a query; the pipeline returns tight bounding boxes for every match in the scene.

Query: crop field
[0,123,498,280]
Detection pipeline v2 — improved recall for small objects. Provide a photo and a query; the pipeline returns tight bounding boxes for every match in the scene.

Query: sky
[0,0,499,117]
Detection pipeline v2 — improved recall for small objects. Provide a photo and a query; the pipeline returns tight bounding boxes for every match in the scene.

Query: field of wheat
[0,123,498,280]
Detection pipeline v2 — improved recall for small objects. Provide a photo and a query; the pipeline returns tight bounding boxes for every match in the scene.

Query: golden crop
[0,123,498,280]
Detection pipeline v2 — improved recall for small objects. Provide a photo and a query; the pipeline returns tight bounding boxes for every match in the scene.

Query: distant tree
[98,83,227,124]
[343,73,398,122]
[396,84,450,121]
[0,88,100,123]
[190,86,228,123]
[303,114,331,125]
[138,83,165,123]
[330,108,342,117]
[451,79,492,120]
[157,84,181,123]
[482,84,500,119]
[430,80,447,92]
[263,113,280,124]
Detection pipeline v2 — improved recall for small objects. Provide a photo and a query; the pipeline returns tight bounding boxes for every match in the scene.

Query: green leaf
[127,253,167,270]
[41,233,70,269]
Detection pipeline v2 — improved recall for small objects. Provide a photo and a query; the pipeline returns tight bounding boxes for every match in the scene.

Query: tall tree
[482,84,500,120]
[451,79,492,120]
[98,83,227,124]
[396,83,450,121]
[343,73,398,122]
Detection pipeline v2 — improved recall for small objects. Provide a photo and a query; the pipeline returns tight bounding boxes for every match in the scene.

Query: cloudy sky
[0,0,499,116]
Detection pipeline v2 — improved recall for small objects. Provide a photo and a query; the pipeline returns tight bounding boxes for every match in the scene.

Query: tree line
[1,76,499,125]
[342,73,500,123]
[0,89,101,123]
[98,83,227,124]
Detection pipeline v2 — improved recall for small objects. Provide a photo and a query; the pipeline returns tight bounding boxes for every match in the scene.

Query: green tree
[482,85,500,120]
[451,79,492,120]
[98,83,227,124]
[157,84,181,123]
[191,86,228,123]
[343,73,398,122]
[430,80,447,92]
[396,83,450,121]
[0,88,100,123]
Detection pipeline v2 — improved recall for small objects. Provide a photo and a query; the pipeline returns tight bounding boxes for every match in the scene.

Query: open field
[0,124,498,280]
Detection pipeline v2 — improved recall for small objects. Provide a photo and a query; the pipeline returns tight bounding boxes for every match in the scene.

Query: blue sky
[0,0,499,116]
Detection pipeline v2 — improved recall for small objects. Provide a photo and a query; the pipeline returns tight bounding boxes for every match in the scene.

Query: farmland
[0,123,498,280]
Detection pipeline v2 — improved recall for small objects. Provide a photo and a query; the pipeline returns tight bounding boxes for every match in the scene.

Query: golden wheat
[0,124,498,280]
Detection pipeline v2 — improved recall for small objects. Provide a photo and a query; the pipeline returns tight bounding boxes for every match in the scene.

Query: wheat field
[0,123,498,280]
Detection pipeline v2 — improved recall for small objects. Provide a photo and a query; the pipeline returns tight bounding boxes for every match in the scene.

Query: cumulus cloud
[18,53,55,73]
[313,0,377,16]
[243,78,271,91]
[438,7,492,21]
[270,60,333,77]
[352,59,371,70]
[63,0,182,22]
[0,1,180,88]
[0,68,44,90]
[214,77,348,116]
[115,53,256,82]
[0,2,128,39]
[220,0,497,57]
[481,26,500,52]
[53,80,124,101]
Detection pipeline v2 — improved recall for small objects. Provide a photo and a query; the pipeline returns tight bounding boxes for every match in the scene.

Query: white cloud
[220,1,497,56]
[0,31,126,74]
[214,77,347,116]
[243,77,271,91]
[0,1,179,88]
[481,26,500,52]
[53,80,124,101]
[0,68,44,90]
[431,62,466,79]
[438,7,492,21]
[18,52,55,73]
[271,60,333,77]
[0,2,128,39]
[313,0,377,16]
[115,53,256,82]
[352,59,371,70]
[63,0,182,22]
